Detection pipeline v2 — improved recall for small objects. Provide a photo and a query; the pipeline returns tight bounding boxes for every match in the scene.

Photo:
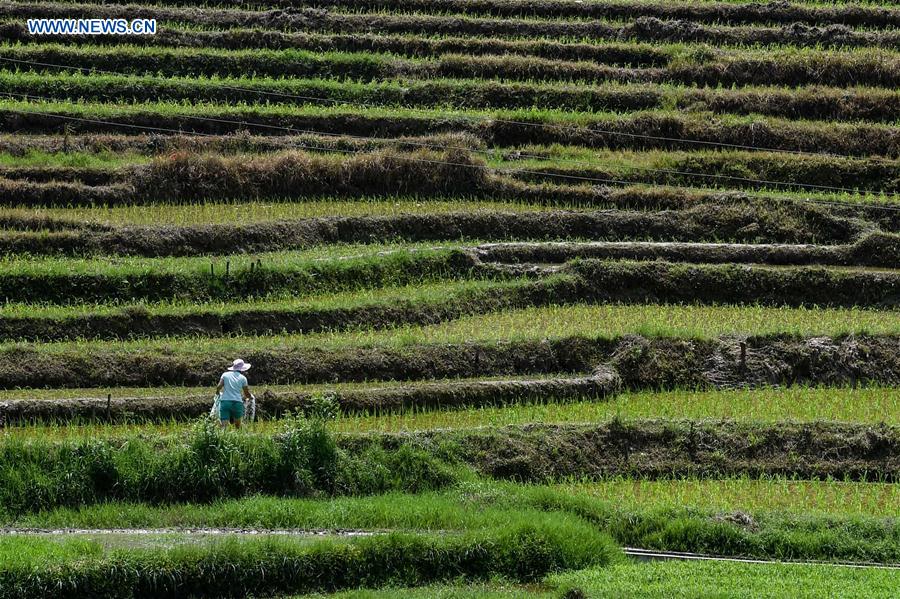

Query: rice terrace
[1,0,900,596]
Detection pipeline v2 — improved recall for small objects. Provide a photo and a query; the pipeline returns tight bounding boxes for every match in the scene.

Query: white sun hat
[227,358,252,372]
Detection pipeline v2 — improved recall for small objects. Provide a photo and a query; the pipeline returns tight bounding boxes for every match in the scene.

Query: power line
[0,73,894,199]
[1,90,899,213]
[0,53,873,159]
[0,91,660,188]
[0,53,892,166]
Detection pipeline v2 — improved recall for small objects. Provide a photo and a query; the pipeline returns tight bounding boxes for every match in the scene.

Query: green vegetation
[295,559,900,599]
[0,415,459,514]
[4,143,899,202]
[3,0,900,594]
[549,561,900,599]
[9,1,898,50]
[0,536,102,569]
[0,384,900,440]
[0,242,458,275]
[12,478,900,529]
[4,98,898,160]
[4,386,895,439]
[0,148,145,168]
[4,46,899,91]
[331,386,900,430]
[0,246,487,303]
[3,303,894,355]
[564,477,900,517]
[0,278,516,318]
[0,520,618,599]
[5,199,551,225]
[9,481,900,564]
[0,374,557,403]
[297,584,540,598]
[7,260,900,341]
[4,141,898,200]
[3,417,900,511]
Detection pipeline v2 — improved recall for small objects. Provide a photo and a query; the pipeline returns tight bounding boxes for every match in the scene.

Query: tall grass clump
[0,517,619,598]
[134,147,492,203]
[0,399,456,515]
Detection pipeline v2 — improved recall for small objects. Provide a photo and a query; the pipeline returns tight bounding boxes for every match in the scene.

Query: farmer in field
[215,358,253,429]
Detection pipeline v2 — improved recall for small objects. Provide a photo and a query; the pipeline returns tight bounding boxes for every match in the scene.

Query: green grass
[285,563,900,598]
[487,145,900,197]
[563,477,900,518]
[1,97,891,145]
[0,373,561,403]
[4,52,897,102]
[295,583,543,598]
[0,244,489,304]
[0,278,522,319]
[8,490,549,531]
[549,561,900,599]
[3,2,898,595]
[2,143,893,208]
[3,386,897,441]
[0,517,620,598]
[0,536,102,569]
[293,560,900,599]
[3,198,554,226]
[10,481,900,567]
[258,5,887,33]
[0,31,679,65]
[328,386,900,431]
[0,149,147,168]
[1,141,896,206]
[321,1,894,18]
[0,243,461,277]
[12,21,894,61]
[3,303,894,355]
[11,477,900,528]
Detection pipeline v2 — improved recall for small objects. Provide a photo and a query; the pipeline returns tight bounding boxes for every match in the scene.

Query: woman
[216,358,253,429]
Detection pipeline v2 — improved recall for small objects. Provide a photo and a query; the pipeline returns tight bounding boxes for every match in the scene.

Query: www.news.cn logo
[27,18,157,35]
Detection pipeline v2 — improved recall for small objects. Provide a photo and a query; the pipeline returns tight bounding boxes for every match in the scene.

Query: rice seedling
[0,243,462,278]
[0,278,520,318]
[4,44,898,89]
[3,386,895,441]
[548,561,900,599]
[4,198,553,226]
[562,476,900,517]
[4,98,900,160]
[2,303,892,356]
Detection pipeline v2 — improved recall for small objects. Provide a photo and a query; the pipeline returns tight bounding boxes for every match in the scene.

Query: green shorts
[219,400,245,421]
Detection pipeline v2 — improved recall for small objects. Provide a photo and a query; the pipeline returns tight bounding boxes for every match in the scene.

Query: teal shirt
[219,371,248,402]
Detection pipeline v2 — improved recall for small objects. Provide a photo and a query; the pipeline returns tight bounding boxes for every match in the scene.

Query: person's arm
[242,386,252,400]
[216,374,224,394]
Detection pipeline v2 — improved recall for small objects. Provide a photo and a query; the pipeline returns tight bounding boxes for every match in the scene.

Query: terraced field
[1,0,899,596]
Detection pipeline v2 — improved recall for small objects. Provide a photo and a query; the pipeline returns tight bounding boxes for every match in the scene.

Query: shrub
[0,518,619,598]
[0,412,457,514]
